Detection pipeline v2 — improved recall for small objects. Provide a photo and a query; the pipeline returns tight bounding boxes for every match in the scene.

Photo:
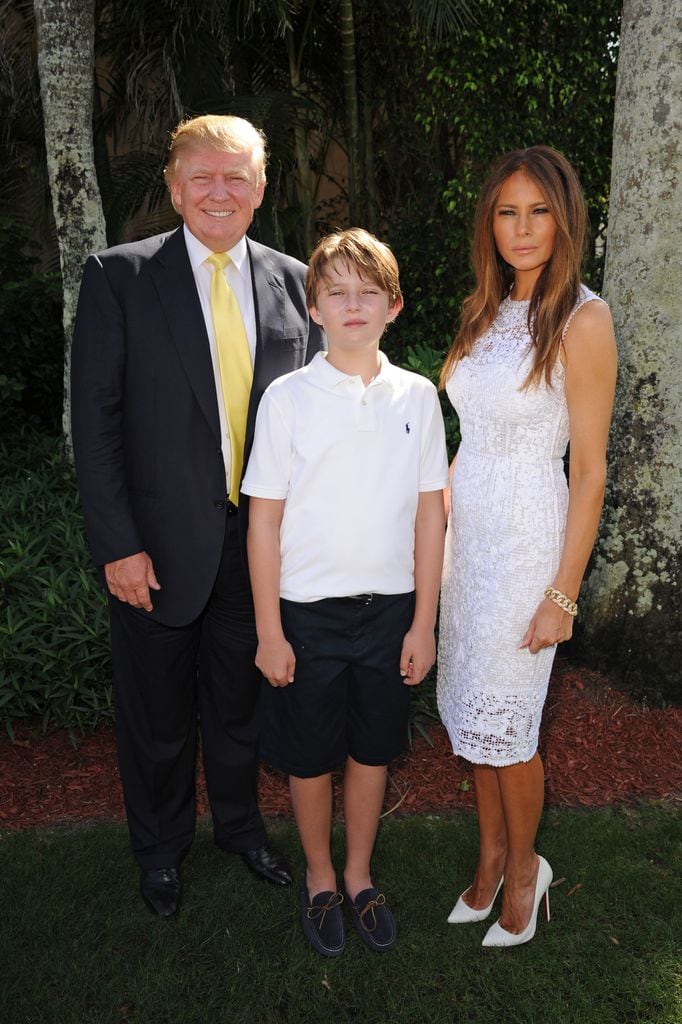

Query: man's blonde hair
[306,228,402,309]
[164,114,267,185]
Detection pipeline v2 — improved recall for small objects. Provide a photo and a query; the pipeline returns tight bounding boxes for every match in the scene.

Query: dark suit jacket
[71,227,324,626]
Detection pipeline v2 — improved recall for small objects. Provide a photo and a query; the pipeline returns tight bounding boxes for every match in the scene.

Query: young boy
[242,229,448,957]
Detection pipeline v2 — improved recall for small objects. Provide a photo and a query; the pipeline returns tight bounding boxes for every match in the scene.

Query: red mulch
[1,661,680,831]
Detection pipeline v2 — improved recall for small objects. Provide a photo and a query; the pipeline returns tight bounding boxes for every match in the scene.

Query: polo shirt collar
[311,350,397,390]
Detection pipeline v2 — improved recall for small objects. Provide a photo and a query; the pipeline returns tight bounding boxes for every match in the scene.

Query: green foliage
[0,1,54,248]
[0,217,64,433]
[379,0,620,454]
[0,430,111,734]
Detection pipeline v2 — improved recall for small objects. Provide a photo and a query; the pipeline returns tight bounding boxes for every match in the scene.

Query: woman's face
[492,171,558,292]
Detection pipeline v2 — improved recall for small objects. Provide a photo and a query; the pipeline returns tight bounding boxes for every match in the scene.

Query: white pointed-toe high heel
[447,876,504,924]
[481,856,552,947]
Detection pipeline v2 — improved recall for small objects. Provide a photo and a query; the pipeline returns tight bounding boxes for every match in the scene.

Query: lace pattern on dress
[437,286,601,767]
[452,686,550,766]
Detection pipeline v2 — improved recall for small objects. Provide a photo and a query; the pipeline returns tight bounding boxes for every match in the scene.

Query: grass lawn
[2,805,680,1024]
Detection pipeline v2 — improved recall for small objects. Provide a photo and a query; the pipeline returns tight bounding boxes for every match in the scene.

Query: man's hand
[104,552,161,612]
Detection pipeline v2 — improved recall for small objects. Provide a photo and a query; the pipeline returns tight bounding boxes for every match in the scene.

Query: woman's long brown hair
[440,146,587,389]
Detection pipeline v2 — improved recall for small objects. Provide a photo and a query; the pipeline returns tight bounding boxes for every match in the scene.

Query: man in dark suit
[71,114,324,916]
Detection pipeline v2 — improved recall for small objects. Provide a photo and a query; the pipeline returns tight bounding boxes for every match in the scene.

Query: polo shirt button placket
[357,389,376,432]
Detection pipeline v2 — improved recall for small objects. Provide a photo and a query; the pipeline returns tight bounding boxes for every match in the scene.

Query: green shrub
[0,218,64,433]
[0,430,111,734]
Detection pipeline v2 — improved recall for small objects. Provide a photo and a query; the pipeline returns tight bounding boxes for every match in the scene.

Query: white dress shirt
[183,225,257,489]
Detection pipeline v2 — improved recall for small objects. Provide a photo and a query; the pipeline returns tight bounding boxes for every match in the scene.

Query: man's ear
[168,178,182,215]
[309,305,323,326]
[253,180,265,210]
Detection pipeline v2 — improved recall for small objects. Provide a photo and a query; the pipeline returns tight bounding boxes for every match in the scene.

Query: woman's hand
[520,598,573,654]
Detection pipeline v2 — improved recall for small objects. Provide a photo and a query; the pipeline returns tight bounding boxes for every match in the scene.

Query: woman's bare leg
[463,764,507,908]
[495,752,545,932]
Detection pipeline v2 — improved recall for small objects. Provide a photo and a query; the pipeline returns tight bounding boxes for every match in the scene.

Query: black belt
[344,593,374,604]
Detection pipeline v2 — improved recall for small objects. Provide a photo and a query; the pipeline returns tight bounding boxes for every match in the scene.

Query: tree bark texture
[339,0,362,225]
[285,26,316,258]
[34,0,107,451]
[581,0,681,702]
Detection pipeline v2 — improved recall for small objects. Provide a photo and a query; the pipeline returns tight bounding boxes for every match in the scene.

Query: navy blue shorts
[260,592,416,778]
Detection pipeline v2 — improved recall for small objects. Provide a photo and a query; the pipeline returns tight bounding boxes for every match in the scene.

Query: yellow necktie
[207,252,253,505]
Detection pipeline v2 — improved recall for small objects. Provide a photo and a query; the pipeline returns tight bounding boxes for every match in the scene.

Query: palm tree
[340,0,477,229]
[94,0,478,253]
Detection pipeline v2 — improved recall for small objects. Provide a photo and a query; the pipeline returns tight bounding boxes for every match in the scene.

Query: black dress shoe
[240,843,293,886]
[140,867,181,917]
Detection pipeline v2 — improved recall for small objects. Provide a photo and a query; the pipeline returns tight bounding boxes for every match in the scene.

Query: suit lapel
[246,238,287,447]
[148,228,221,443]
[248,237,286,362]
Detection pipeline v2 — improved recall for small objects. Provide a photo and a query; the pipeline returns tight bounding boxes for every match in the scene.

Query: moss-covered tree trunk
[34,0,107,454]
[581,0,681,703]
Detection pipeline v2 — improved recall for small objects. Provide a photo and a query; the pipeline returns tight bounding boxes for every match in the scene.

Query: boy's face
[309,261,402,353]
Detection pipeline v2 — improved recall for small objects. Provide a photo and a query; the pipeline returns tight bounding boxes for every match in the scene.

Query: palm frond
[408,0,478,42]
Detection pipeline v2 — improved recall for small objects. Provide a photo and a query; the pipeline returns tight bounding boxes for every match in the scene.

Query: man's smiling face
[169,145,265,252]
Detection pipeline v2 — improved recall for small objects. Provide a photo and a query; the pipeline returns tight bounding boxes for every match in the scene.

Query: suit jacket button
[215,500,225,511]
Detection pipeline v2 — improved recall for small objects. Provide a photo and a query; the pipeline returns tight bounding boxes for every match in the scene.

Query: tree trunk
[339,0,362,225]
[361,49,378,234]
[285,25,316,257]
[34,0,107,454]
[580,0,682,704]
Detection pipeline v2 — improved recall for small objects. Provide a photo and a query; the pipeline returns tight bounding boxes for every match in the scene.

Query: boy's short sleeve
[241,387,293,499]
[418,383,449,492]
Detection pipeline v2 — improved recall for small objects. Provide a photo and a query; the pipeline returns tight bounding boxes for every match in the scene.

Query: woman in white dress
[437,146,617,946]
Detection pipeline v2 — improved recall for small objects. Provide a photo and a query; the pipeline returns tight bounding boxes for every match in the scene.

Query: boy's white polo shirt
[242,351,449,603]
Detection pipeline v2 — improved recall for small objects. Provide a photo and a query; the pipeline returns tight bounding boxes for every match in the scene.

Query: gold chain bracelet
[544,586,578,617]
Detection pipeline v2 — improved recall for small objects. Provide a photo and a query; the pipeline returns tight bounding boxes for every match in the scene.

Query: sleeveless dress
[437,286,602,766]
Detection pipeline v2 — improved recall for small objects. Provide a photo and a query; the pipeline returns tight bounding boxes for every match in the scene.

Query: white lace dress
[437,287,602,766]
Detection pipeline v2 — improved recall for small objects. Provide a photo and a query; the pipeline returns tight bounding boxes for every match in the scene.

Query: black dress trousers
[108,512,266,869]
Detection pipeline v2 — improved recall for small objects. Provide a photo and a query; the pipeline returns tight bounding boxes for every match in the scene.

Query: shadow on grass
[2,806,681,1024]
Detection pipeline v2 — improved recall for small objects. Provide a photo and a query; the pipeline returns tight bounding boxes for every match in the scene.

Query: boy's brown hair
[306,228,402,309]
